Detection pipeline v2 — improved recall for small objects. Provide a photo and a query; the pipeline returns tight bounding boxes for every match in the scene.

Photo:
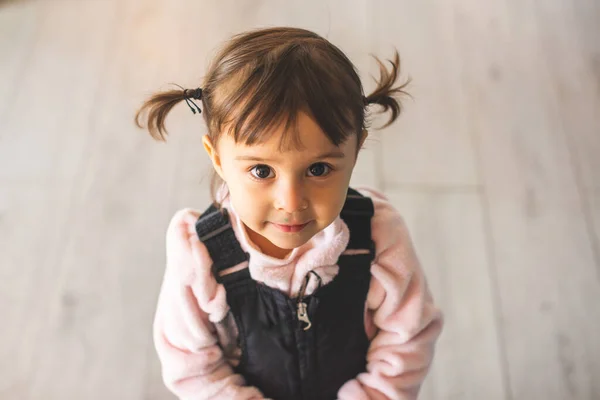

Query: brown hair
[135,27,409,202]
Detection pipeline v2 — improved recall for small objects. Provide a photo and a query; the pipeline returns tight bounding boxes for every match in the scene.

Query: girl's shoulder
[164,208,212,286]
[354,187,416,261]
[163,207,231,323]
[354,186,407,227]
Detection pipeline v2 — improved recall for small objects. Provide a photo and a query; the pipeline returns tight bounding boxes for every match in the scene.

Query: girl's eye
[250,164,274,180]
[307,163,331,177]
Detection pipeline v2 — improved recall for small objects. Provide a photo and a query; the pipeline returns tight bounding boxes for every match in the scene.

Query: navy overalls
[195,188,375,400]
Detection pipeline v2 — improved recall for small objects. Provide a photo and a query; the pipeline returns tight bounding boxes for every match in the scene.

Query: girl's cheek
[241,180,268,196]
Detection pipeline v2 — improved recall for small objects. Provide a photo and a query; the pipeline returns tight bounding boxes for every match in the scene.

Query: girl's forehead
[221,111,352,156]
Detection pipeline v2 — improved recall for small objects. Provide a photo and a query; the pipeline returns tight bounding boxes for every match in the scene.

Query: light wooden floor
[1,0,599,399]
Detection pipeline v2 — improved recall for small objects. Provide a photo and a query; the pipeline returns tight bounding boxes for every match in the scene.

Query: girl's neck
[244,224,292,259]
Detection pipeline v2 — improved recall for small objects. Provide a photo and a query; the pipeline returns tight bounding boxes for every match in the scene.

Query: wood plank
[371,1,479,187]
[0,184,73,398]
[533,0,600,279]
[0,0,118,184]
[0,0,120,398]
[0,1,40,126]
[13,0,180,398]
[562,0,600,191]
[591,188,600,273]
[452,1,600,398]
[386,189,506,400]
[533,0,600,296]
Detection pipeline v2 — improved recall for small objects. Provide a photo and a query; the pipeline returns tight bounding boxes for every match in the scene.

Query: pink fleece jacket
[153,187,443,400]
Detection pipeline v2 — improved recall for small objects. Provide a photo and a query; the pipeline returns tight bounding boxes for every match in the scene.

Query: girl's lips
[271,221,311,233]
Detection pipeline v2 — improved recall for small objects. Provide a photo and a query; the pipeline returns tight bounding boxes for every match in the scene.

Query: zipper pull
[297,301,312,331]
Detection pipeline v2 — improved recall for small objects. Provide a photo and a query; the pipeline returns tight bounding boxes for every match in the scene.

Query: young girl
[136,27,443,400]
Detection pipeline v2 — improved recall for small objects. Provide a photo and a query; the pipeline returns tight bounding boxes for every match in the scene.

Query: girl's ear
[202,135,225,180]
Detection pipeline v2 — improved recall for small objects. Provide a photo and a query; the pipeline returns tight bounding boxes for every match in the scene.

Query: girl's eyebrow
[235,151,345,162]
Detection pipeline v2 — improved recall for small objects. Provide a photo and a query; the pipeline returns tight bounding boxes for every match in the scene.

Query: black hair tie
[183,87,203,114]
[184,88,203,100]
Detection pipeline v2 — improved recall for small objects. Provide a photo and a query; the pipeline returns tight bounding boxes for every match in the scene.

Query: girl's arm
[338,189,444,400]
[153,209,264,400]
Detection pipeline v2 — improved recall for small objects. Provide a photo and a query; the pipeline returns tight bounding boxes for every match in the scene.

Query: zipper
[296,271,322,331]
[297,301,311,331]
[295,271,322,400]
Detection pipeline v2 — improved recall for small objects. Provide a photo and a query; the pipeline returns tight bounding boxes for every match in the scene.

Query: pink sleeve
[338,189,444,400]
[153,209,264,400]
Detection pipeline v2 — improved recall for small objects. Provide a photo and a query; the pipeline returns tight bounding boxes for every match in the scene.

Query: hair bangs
[212,44,363,151]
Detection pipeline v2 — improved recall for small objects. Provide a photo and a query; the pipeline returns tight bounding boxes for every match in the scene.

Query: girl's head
[136,27,408,258]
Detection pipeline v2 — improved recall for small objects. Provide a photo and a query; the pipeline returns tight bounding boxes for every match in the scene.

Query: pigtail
[364,50,411,128]
[134,88,188,141]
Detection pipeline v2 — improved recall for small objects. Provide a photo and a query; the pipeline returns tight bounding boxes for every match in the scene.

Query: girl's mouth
[271,221,311,233]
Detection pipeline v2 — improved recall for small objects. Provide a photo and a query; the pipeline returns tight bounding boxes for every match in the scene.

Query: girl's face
[204,111,365,259]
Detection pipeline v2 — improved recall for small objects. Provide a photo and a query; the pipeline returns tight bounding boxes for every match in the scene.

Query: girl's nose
[274,180,308,214]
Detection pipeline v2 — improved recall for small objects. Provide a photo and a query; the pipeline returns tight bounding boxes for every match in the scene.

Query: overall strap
[195,204,250,284]
[340,188,375,261]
